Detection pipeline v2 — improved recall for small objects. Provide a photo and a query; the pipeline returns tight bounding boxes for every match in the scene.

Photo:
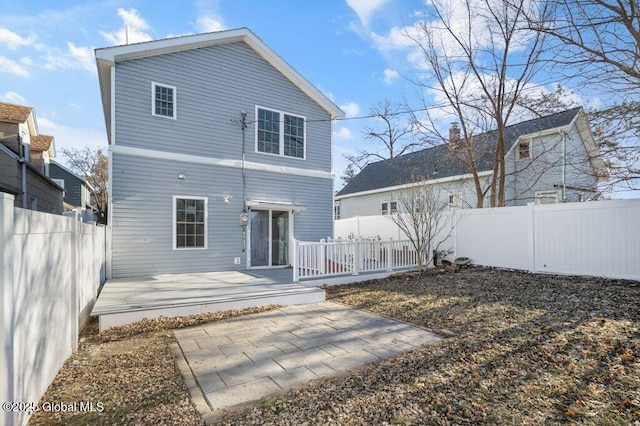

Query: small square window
[153,82,176,119]
[390,201,397,213]
[381,202,389,215]
[448,193,462,207]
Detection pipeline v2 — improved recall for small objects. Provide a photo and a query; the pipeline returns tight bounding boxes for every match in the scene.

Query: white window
[448,193,462,207]
[256,106,305,159]
[517,138,531,160]
[152,82,176,119]
[381,202,388,215]
[173,196,207,249]
[334,202,341,220]
[381,201,397,215]
[535,190,559,205]
[390,201,398,214]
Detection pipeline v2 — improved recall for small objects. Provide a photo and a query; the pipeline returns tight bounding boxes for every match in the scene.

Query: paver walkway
[173,301,442,420]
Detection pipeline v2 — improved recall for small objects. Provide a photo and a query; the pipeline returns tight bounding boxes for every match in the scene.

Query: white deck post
[386,239,393,271]
[292,239,299,282]
[353,239,360,275]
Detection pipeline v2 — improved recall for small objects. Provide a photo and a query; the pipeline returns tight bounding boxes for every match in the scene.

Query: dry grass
[217,268,640,425]
[28,305,281,426]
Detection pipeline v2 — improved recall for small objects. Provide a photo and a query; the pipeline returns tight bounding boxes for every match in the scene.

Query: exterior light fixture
[177,173,186,180]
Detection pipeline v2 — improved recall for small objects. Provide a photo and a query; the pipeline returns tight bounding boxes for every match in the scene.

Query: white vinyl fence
[293,238,419,281]
[335,199,640,281]
[1,193,106,426]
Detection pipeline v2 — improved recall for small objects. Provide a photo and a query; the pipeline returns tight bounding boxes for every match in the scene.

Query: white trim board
[110,145,334,180]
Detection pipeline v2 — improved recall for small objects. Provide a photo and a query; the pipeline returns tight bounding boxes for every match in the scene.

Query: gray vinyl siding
[506,125,597,206]
[50,164,83,207]
[114,42,331,172]
[111,154,332,277]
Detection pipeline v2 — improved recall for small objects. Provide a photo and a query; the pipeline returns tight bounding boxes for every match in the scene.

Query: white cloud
[0,27,36,50]
[38,117,107,154]
[346,0,391,26]
[383,68,399,85]
[100,8,152,46]
[0,56,30,77]
[339,101,360,118]
[333,126,354,141]
[67,42,95,71]
[196,15,225,32]
[1,91,27,104]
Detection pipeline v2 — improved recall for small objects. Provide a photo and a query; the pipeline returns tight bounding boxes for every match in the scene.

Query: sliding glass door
[250,210,290,267]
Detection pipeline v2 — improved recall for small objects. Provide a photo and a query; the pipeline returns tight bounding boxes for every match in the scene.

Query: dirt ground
[29,268,639,425]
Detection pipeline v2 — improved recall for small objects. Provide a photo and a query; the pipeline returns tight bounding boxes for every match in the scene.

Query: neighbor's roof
[337,107,583,197]
[30,134,54,151]
[0,102,33,123]
[95,27,345,143]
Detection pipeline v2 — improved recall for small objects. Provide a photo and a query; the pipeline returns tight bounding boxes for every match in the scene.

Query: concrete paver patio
[173,301,442,421]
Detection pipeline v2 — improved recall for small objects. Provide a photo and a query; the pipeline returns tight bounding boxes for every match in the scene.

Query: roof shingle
[0,102,33,123]
[337,108,582,197]
[31,135,54,151]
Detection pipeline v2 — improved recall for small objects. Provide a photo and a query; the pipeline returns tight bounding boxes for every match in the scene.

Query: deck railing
[293,238,419,281]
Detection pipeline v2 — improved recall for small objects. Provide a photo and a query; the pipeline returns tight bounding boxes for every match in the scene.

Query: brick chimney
[449,122,460,150]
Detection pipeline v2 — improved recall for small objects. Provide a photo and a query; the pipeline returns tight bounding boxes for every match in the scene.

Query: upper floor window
[381,201,397,215]
[153,82,176,119]
[448,193,463,208]
[517,138,531,160]
[256,106,305,159]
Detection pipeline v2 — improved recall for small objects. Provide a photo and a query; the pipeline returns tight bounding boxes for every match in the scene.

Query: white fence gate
[334,199,640,281]
[1,193,107,426]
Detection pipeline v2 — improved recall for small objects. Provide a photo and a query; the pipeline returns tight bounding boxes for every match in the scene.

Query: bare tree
[527,0,640,190]
[407,0,553,207]
[387,183,454,271]
[340,163,358,188]
[344,98,421,170]
[62,146,108,223]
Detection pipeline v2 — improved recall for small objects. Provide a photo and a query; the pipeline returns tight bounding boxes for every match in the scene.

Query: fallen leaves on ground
[28,305,281,426]
[217,268,640,425]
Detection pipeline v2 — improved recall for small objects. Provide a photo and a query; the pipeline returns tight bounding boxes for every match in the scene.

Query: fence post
[352,239,360,275]
[292,239,299,282]
[527,203,536,273]
[69,212,79,352]
[1,193,15,426]
[386,239,393,271]
[320,238,326,275]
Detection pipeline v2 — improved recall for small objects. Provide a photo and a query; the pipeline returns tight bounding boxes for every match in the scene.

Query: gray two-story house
[336,108,607,219]
[96,28,343,278]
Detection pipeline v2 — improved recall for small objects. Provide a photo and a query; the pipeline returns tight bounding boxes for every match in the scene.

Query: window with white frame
[152,82,176,119]
[390,201,398,214]
[535,190,559,205]
[174,196,207,249]
[381,202,389,215]
[517,138,531,160]
[334,202,341,220]
[381,201,398,215]
[256,107,305,158]
[448,193,462,207]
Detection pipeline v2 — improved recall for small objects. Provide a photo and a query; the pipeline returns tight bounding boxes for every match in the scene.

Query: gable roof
[337,107,584,197]
[96,27,344,143]
[30,134,54,151]
[0,102,33,123]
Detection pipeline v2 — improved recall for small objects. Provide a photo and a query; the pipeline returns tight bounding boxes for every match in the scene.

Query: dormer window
[152,82,176,119]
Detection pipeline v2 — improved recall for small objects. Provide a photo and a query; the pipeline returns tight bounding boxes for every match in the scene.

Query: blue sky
[0,0,617,192]
[0,0,430,185]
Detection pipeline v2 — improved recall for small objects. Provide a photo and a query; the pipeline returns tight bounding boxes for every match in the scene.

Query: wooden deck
[91,269,325,331]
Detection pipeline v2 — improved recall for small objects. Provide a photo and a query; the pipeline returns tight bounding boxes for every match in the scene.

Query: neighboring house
[0,102,63,214]
[50,161,98,222]
[95,28,344,278]
[336,108,607,219]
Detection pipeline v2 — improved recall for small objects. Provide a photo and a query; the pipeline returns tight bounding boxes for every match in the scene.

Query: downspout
[18,134,27,209]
